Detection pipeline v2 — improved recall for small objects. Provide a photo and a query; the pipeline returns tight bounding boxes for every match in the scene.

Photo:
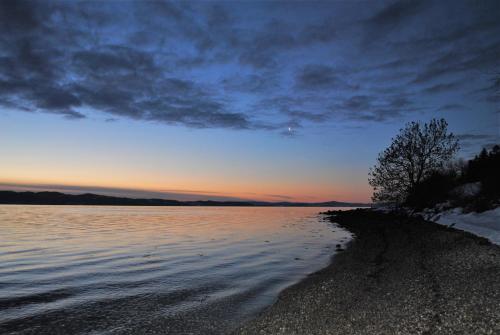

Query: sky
[0,0,499,203]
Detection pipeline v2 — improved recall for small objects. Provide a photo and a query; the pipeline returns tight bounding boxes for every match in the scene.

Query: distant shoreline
[0,190,370,207]
[235,209,500,334]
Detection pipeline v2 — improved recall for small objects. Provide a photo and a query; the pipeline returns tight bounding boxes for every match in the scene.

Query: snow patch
[430,207,500,245]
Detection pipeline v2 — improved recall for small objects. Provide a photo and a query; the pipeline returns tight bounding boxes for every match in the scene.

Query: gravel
[235,209,500,335]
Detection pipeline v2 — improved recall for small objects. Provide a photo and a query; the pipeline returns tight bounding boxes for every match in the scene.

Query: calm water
[0,205,352,334]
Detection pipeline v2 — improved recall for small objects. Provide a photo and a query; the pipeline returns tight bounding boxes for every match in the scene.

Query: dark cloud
[343,95,373,111]
[391,17,500,53]
[72,48,157,74]
[353,109,404,122]
[476,74,500,103]
[389,96,411,108]
[438,104,465,111]
[236,21,297,69]
[0,0,42,33]
[34,86,81,111]
[298,17,337,44]
[412,42,500,84]
[221,73,280,93]
[362,0,500,112]
[285,110,329,123]
[0,0,498,134]
[363,0,428,43]
[233,17,339,70]
[367,0,426,27]
[0,1,261,130]
[422,81,463,94]
[238,52,277,70]
[335,94,420,122]
[295,65,353,90]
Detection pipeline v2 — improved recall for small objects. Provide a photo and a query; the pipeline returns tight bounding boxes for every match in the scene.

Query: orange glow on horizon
[0,176,372,203]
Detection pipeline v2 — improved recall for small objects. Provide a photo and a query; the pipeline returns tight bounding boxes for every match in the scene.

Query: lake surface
[0,205,352,334]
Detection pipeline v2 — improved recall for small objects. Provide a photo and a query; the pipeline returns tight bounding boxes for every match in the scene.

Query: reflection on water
[0,205,352,334]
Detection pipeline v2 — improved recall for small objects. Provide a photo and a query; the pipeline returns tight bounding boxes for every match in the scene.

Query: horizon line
[0,181,370,204]
[0,189,372,206]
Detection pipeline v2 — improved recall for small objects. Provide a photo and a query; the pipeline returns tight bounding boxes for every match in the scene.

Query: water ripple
[0,205,352,334]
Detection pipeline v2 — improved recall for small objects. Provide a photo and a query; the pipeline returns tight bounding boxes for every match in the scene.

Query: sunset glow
[1,1,498,203]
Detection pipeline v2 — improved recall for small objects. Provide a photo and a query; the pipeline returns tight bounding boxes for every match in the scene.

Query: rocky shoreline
[235,209,500,334]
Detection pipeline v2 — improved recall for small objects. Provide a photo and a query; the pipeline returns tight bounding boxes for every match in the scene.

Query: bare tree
[369,118,459,204]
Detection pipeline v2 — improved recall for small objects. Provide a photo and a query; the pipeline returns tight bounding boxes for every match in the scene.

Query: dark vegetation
[406,145,500,212]
[369,118,459,205]
[370,118,499,212]
[0,191,368,207]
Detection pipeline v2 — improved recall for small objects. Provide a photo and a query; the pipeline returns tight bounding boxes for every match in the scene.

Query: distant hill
[0,191,369,207]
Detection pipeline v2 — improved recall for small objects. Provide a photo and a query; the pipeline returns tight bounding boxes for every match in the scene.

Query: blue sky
[0,0,499,202]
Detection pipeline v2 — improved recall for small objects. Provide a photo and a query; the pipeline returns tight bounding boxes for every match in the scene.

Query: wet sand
[236,209,500,334]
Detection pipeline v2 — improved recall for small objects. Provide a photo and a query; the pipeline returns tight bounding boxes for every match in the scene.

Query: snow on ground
[430,207,500,245]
